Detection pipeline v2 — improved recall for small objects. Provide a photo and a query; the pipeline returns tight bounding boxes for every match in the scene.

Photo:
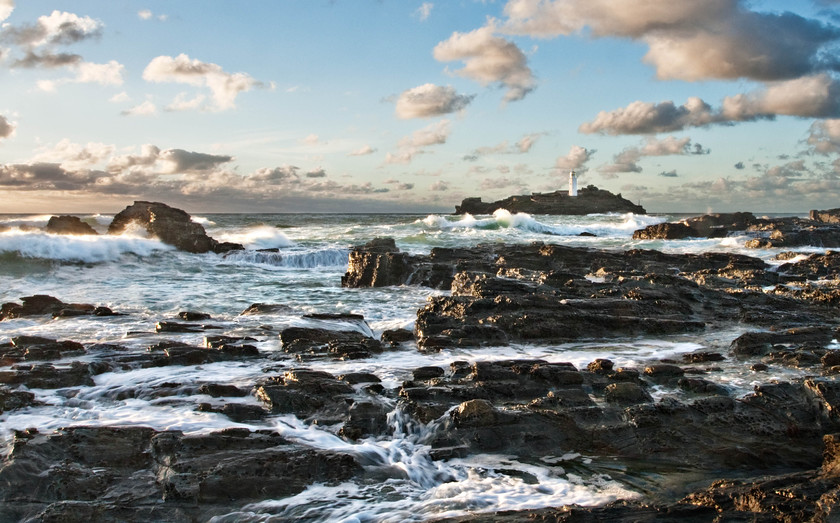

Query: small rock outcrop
[107,201,242,254]
[44,216,98,235]
[811,208,840,224]
[633,212,757,240]
[455,185,646,215]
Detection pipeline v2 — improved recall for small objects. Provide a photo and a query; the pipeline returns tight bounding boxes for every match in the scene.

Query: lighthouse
[569,170,578,197]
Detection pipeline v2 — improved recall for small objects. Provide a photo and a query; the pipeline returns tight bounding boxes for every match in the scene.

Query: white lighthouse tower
[569,170,578,197]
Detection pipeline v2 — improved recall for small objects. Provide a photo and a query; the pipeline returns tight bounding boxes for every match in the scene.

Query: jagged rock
[108,201,243,254]
[0,362,94,388]
[239,302,291,315]
[455,185,646,215]
[45,215,98,235]
[730,327,834,357]
[178,311,211,321]
[811,208,840,224]
[632,222,697,240]
[0,386,40,412]
[604,382,652,405]
[381,328,414,346]
[255,369,355,420]
[0,426,360,522]
[280,326,383,360]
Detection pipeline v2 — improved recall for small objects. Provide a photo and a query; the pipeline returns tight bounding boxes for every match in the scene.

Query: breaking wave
[0,229,172,263]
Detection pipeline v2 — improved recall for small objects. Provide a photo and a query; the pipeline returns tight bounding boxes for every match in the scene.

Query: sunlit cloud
[121,100,157,117]
[434,23,536,102]
[348,145,376,156]
[0,114,16,141]
[143,53,264,111]
[395,84,474,119]
[415,3,434,21]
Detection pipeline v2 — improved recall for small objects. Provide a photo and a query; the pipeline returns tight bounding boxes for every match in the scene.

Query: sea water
[0,210,817,520]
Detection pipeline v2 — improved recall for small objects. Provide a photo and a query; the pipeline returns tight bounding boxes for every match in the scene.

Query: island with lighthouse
[455,170,647,215]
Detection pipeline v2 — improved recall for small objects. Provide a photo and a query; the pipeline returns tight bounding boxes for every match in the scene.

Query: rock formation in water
[44,215,98,236]
[455,185,646,215]
[107,201,243,254]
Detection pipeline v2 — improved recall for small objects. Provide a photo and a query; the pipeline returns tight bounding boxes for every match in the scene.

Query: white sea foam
[208,411,636,522]
[0,229,172,262]
[217,225,294,250]
[221,247,348,268]
[419,210,666,238]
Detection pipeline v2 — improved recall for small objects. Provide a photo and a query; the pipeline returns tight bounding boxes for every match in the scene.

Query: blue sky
[1,0,840,213]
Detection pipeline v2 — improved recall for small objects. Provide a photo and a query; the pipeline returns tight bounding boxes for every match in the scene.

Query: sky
[2,0,840,213]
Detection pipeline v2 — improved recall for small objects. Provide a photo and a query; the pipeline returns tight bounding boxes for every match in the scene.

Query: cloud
[581,75,840,135]
[302,133,320,145]
[34,60,125,91]
[480,176,526,190]
[734,161,745,170]
[159,149,233,173]
[165,93,206,112]
[415,3,433,21]
[399,119,451,148]
[1,10,102,47]
[143,54,263,111]
[0,0,12,23]
[808,119,840,154]
[385,179,415,190]
[599,136,708,175]
[430,180,450,191]
[0,114,15,140]
[395,84,474,119]
[554,145,594,171]
[32,139,115,170]
[138,9,167,21]
[305,168,327,178]
[434,24,536,102]
[659,170,678,177]
[348,145,376,156]
[250,165,300,183]
[121,100,157,117]
[501,0,840,82]
[580,97,716,135]
[465,132,543,160]
[11,50,82,68]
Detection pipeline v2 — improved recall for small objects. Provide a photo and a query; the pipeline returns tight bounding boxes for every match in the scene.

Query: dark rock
[280,326,383,360]
[604,382,652,405]
[632,222,698,240]
[179,311,211,321]
[587,358,614,373]
[0,362,94,388]
[255,369,355,420]
[381,328,414,346]
[413,366,445,380]
[198,383,249,397]
[339,372,381,384]
[455,185,646,215]
[0,386,40,412]
[107,201,243,254]
[240,302,291,315]
[45,215,98,235]
[730,327,834,357]
[682,351,725,363]
[155,321,205,333]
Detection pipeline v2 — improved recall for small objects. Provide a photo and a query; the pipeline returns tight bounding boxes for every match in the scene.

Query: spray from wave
[216,225,294,250]
[0,229,172,263]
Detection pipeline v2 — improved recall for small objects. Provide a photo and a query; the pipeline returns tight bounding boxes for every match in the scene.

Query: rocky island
[455,185,647,215]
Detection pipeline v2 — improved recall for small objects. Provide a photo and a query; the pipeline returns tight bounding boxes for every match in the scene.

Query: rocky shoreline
[4,207,840,520]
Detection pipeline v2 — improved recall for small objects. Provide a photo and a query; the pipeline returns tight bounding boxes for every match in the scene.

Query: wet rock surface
[8,229,840,520]
[0,426,360,522]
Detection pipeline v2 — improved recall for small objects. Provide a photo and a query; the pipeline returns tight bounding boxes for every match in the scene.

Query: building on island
[569,170,578,197]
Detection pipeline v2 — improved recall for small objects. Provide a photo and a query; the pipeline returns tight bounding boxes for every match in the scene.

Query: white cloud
[434,24,535,102]
[31,139,115,171]
[121,100,157,117]
[430,180,449,191]
[0,0,12,23]
[415,3,434,21]
[501,0,839,82]
[399,119,451,148]
[349,145,376,156]
[165,93,206,112]
[138,9,153,20]
[302,133,320,145]
[143,54,262,111]
[808,119,840,155]
[109,91,130,103]
[395,83,474,119]
[599,136,708,175]
[554,145,593,171]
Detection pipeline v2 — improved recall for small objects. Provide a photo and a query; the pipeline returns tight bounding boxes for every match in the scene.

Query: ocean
[0,209,822,521]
